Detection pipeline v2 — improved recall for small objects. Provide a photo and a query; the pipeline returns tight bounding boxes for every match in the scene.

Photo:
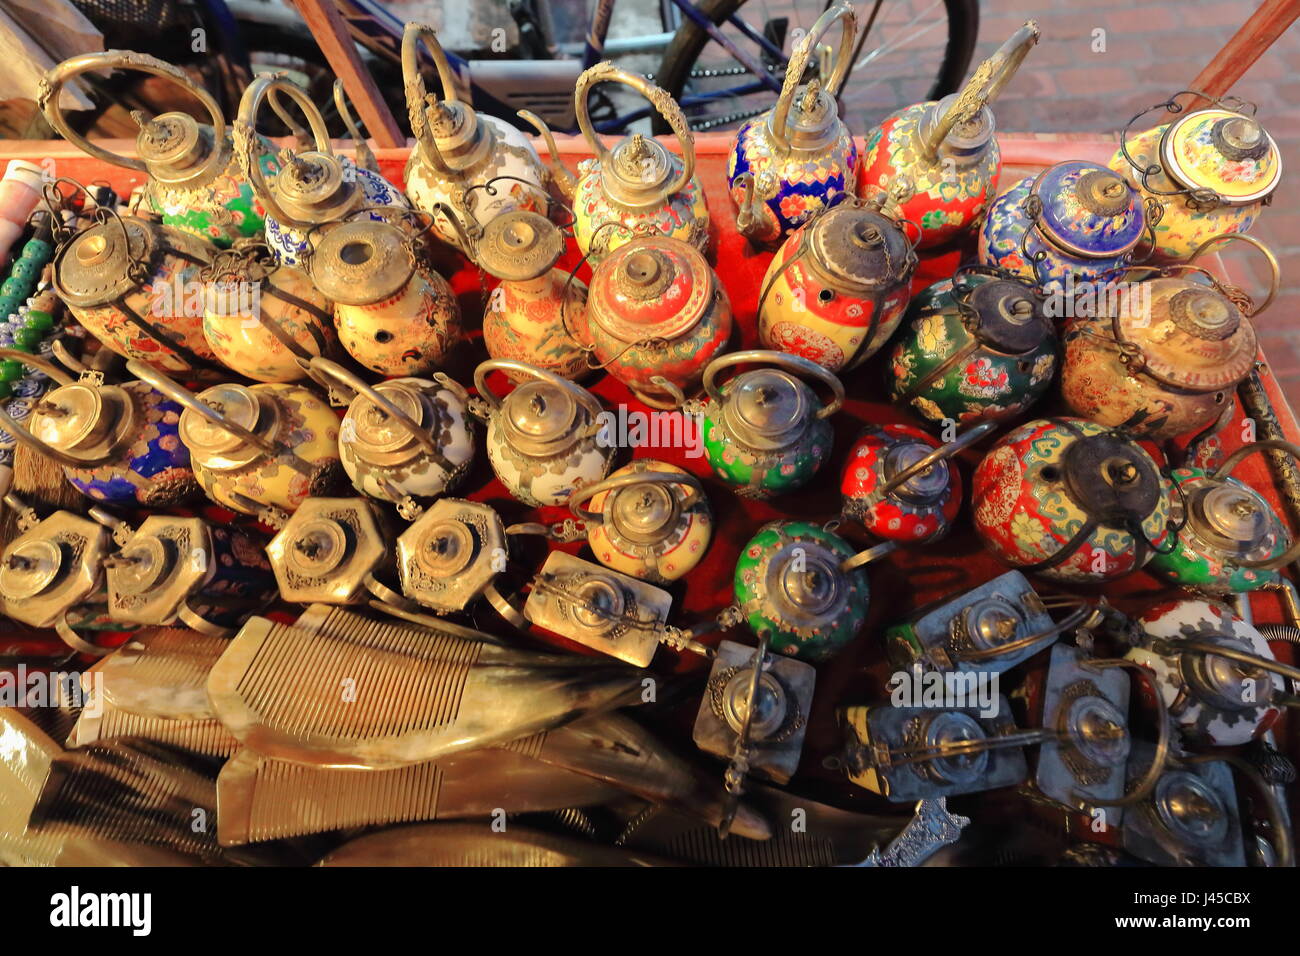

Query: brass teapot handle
[301,356,440,459]
[38,50,226,179]
[922,21,1040,162]
[1211,438,1300,570]
[768,3,857,154]
[472,358,599,413]
[878,420,996,500]
[574,62,695,204]
[702,349,844,419]
[334,80,378,174]
[1148,634,1300,685]
[1186,232,1279,318]
[234,74,336,229]
[568,469,705,525]
[401,22,464,178]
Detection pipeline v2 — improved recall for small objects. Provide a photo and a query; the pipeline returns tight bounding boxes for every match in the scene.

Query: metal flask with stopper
[971,417,1174,583]
[124,360,344,518]
[582,235,733,408]
[307,217,462,377]
[39,50,277,248]
[0,347,198,507]
[568,460,711,584]
[1110,92,1282,262]
[726,3,859,247]
[401,22,550,252]
[233,74,411,267]
[979,160,1156,295]
[51,207,223,377]
[859,21,1040,249]
[473,358,615,508]
[757,199,917,373]
[1060,235,1276,442]
[302,356,475,512]
[476,209,589,382]
[1147,440,1299,595]
[697,350,842,499]
[100,511,277,637]
[888,265,1057,428]
[564,62,710,264]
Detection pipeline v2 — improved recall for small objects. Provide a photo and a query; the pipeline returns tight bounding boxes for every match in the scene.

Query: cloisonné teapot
[0,347,197,507]
[100,512,276,637]
[303,356,475,513]
[1060,235,1275,442]
[307,216,462,377]
[758,199,917,372]
[475,209,589,381]
[972,417,1173,582]
[201,239,336,383]
[401,22,550,251]
[1110,92,1282,261]
[582,234,733,407]
[697,350,842,499]
[39,50,276,247]
[1147,440,1299,595]
[569,460,711,584]
[979,160,1157,294]
[234,74,410,266]
[473,358,615,507]
[566,62,709,263]
[859,21,1040,248]
[888,266,1056,428]
[727,3,858,247]
[125,360,344,517]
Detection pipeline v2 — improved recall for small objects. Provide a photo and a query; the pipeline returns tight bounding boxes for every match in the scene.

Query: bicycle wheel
[652,0,979,134]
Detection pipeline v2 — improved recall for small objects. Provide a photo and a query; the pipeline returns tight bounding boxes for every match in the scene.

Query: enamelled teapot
[860,21,1039,249]
[39,50,276,247]
[727,3,858,247]
[234,74,410,266]
[1111,92,1282,262]
[401,22,550,251]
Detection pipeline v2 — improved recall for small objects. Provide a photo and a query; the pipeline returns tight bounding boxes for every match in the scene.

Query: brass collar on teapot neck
[310,220,415,305]
[54,219,159,309]
[422,100,491,171]
[179,383,274,471]
[919,94,995,166]
[501,381,582,456]
[769,79,841,152]
[272,150,358,224]
[1154,771,1230,847]
[883,441,949,505]
[476,210,564,282]
[603,133,677,209]
[135,111,221,186]
[722,369,809,452]
[29,381,137,465]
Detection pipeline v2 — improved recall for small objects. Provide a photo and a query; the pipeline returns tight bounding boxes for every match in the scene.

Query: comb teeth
[660,828,839,867]
[98,627,229,720]
[0,708,65,866]
[315,822,659,867]
[74,702,238,758]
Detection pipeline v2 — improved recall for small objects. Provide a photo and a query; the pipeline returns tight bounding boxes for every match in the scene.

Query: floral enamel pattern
[840,423,962,544]
[263,164,411,266]
[483,273,590,381]
[585,461,711,583]
[573,158,711,264]
[701,386,831,499]
[148,147,279,249]
[333,266,462,377]
[726,117,857,245]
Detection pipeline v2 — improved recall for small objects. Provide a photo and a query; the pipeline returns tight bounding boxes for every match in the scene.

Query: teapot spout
[519,109,577,202]
[733,173,766,241]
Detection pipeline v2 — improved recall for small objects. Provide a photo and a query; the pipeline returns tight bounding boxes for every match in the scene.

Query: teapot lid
[883,441,949,504]
[1118,279,1255,392]
[807,205,913,295]
[1,537,65,600]
[476,210,564,281]
[1031,161,1144,259]
[1060,430,1163,526]
[771,80,842,151]
[270,151,356,224]
[922,711,989,785]
[179,383,272,470]
[965,277,1049,354]
[1154,771,1230,846]
[1160,109,1281,205]
[602,133,680,208]
[424,100,486,167]
[54,218,159,308]
[112,533,174,594]
[607,481,680,544]
[919,95,996,160]
[1190,480,1271,552]
[720,667,789,740]
[590,237,713,343]
[1063,694,1130,769]
[0,511,110,621]
[29,381,134,460]
[135,112,214,184]
[766,537,849,629]
[310,220,415,305]
[1177,628,1272,712]
[722,369,809,451]
[349,381,429,466]
[501,381,581,455]
[960,597,1025,653]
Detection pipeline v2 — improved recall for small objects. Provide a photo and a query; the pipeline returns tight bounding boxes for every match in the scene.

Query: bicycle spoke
[854,1,946,72]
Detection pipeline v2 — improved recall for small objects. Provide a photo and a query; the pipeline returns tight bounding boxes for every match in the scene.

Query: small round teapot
[307,217,462,376]
[234,75,410,266]
[476,209,589,381]
[201,239,336,383]
[0,347,197,507]
[582,234,733,407]
[304,356,475,509]
[841,421,993,549]
[569,62,709,263]
[727,3,858,247]
[860,21,1040,248]
[1148,441,1299,595]
[401,22,550,251]
[102,512,276,637]
[473,358,615,507]
[569,460,711,584]
[888,266,1056,427]
[1060,236,1274,441]
[733,520,871,662]
[758,200,917,372]
[39,50,276,247]
[1110,93,1282,261]
[125,360,344,517]
[972,417,1173,583]
[699,350,841,499]
[979,160,1156,294]
[51,208,221,376]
